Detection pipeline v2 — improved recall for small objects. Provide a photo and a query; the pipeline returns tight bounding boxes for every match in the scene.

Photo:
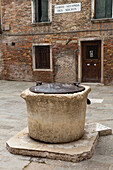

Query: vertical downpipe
[74,49,78,82]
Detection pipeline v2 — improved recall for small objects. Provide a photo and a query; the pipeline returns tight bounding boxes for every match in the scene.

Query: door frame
[78,38,104,84]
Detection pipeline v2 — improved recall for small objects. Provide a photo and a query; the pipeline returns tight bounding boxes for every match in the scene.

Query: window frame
[91,0,113,20]
[32,43,53,72]
[31,0,52,24]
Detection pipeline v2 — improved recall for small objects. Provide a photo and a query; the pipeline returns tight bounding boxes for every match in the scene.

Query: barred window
[35,46,50,69]
[32,44,52,71]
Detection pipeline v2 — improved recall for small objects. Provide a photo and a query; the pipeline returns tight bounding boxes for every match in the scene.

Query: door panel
[82,41,101,82]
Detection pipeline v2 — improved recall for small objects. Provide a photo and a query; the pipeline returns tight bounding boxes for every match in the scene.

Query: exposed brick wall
[2,0,92,34]
[1,0,113,84]
[1,33,77,82]
[104,38,113,85]
[1,35,55,82]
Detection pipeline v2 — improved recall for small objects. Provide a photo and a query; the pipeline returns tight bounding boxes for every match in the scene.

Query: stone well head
[21,82,91,144]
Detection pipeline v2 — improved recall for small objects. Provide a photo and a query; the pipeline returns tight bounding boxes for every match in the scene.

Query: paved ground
[0,80,113,170]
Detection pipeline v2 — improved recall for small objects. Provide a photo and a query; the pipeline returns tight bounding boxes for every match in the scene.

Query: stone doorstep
[6,123,112,163]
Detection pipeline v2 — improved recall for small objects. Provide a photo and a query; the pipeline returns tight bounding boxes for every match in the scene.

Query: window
[95,0,112,19]
[86,45,98,60]
[31,0,52,23]
[35,0,48,22]
[35,46,50,69]
[32,44,52,71]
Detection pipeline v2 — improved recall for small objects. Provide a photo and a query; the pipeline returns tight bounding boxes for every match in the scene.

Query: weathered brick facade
[1,0,113,84]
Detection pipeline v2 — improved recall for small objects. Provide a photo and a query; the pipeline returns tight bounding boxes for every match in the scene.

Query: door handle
[87,64,90,66]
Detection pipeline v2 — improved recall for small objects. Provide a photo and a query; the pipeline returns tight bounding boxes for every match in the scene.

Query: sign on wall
[54,3,81,14]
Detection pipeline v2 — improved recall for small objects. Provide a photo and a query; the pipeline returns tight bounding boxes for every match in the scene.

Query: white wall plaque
[54,3,81,14]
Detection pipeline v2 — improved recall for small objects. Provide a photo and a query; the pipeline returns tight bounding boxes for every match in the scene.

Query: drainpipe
[74,49,78,82]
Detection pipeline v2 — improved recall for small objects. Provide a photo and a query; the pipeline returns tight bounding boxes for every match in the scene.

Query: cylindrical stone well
[21,83,91,143]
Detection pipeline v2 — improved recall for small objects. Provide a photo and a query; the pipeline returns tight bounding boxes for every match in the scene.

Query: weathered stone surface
[23,162,55,170]
[6,127,99,163]
[20,85,91,143]
[1,81,113,170]
[85,123,112,136]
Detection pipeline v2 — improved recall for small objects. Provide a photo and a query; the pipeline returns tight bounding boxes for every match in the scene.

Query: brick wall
[1,0,113,84]
[104,38,113,85]
[2,0,92,34]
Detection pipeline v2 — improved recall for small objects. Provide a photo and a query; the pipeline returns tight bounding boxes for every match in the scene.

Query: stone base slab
[6,123,112,163]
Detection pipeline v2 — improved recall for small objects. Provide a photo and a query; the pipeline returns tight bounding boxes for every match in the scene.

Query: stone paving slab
[24,162,113,170]
[1,81,113,170]
[85,123,112,136]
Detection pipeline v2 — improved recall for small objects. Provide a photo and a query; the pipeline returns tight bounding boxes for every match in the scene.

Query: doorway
[82,41,101,82]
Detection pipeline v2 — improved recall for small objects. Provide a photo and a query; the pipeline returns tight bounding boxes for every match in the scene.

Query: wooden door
[82,41,101,82]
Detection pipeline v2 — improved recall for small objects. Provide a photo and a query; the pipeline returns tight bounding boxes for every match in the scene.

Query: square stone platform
[6,123,112,163]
